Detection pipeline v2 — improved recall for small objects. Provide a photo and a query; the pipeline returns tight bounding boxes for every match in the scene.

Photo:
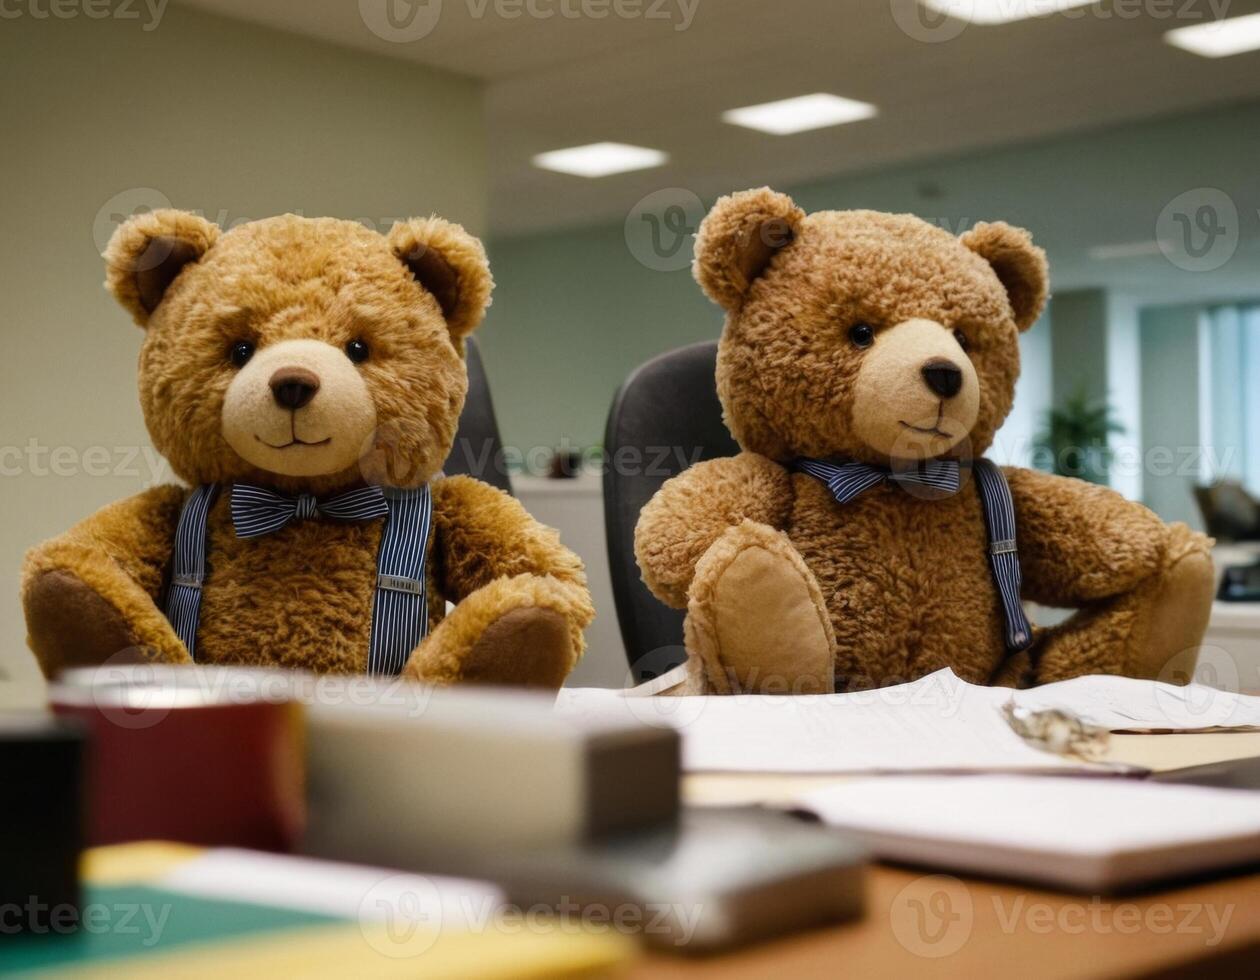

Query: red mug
[50,665,307,852]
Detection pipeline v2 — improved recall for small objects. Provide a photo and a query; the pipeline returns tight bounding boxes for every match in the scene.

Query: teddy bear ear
[960,221,1048,332]
[104,209,220,327]
[387,217,494,343]
[693,187,805,311]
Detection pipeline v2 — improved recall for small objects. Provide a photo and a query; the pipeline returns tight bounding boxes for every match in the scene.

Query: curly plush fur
[637,188,1214,692]
[23,211,593,687]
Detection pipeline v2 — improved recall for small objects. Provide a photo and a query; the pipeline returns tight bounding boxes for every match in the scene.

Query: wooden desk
[630,865,1260,979]
[631,732,1260,978]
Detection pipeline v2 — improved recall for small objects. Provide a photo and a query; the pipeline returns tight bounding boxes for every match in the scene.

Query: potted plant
[1034,387,1124,485]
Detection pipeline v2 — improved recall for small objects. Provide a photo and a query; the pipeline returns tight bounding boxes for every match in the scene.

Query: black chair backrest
[443,337,513,495]
[603,340,740,681]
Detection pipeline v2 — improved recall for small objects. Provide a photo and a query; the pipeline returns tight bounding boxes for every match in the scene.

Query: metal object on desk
[302,682,861,953]
[495,806,866,953]
[301,678,680,868]
[1001,700,1111,761]
[1153,754,1260,790]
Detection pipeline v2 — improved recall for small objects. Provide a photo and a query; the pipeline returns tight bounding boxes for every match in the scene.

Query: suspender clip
[378,574,424,596]
[990,538,1018,556]
[172,572,203,590]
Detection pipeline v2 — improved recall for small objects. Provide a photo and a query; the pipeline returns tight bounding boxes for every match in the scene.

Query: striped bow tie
[792,457,961,504]
[230,484,391,539]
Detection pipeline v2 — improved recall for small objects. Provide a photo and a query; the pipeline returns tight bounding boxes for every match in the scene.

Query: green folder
[0,884,340,975]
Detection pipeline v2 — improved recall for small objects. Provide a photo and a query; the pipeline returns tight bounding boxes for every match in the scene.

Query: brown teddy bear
[635,188,1215,693]
[23,210,593,687]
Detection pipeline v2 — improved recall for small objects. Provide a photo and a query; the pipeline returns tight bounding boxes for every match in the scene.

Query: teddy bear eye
[345,339,370,364]
[848,323,875,349]
[229,341,255,368]
[953,328,971,352]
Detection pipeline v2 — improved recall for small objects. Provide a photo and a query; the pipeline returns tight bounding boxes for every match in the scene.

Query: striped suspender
[972,459,1034,652]
[368,486,435,676]
[163,484,434,675]
[166,484,219,660]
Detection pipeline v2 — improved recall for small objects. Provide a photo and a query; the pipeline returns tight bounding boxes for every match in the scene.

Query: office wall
[0,8,486,707]
[1140,305,1204,530]
[1046,289,1143,498]
[484,222,719,454]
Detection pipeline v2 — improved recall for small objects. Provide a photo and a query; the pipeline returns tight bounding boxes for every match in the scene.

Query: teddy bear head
[693,188,1048,465]
[104,210,492,494]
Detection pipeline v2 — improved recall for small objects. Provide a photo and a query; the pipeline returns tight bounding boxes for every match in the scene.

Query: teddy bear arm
[634,453,792,608]
[1003,466,1185,604]
[22,485,191,676]
[1003,467,1215,682]
[406,476,594,689]
[429,475,594,621]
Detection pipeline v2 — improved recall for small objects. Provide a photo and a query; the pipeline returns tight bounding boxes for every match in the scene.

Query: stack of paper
[555,670,1113,775]
[1012,673,1260,732]
[795,775,1260,891]
[555,668,1260,775]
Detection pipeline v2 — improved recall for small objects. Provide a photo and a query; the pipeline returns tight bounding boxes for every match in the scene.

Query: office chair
[603,341,740,682]
[443,337,513,495]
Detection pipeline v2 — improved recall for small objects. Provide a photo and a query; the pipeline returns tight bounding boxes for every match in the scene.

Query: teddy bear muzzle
[221,338,378,478]
[850,317,980,461]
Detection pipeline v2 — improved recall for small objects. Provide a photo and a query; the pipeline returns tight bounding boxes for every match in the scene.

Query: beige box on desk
[301,681,679,872]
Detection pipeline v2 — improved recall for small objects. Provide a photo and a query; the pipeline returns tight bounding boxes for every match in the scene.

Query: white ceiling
[180,0,1260,237]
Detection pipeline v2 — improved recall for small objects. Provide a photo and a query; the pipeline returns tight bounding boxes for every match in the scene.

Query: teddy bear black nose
[269,367,320,410]
[921,359,963,399]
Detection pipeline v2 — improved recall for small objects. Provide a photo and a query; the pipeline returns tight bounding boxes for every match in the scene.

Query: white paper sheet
[1011,673,1260,732]
[159,849,505,928]
[796,774,1260,890]
[558,666,1260,774]
[556,669,1110,774]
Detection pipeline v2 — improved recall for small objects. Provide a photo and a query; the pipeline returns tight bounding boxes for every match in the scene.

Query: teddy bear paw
[684,520,836,695]
[457,606,574,690]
